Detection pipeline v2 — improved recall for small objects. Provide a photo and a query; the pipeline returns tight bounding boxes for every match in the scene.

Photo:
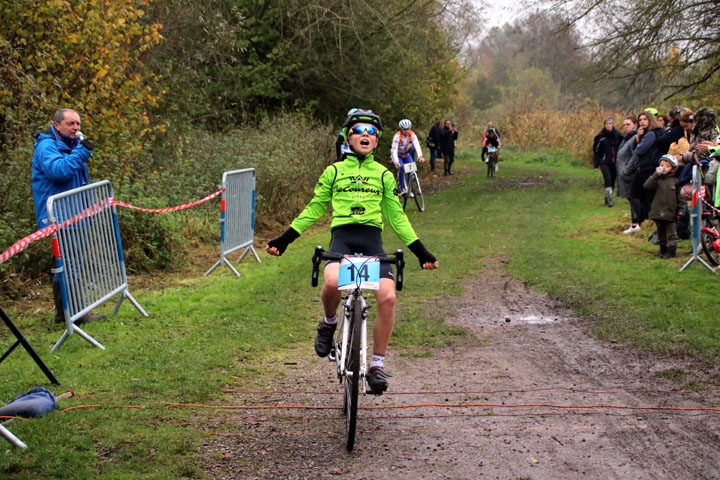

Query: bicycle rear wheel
[344,296,362,451]
[409,172,424,212]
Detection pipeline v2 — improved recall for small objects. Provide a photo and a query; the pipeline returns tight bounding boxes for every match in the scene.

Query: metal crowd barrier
[0,424,26,449]
[680,165,715,273]
[204,169,260,277]
[47,181,148,351]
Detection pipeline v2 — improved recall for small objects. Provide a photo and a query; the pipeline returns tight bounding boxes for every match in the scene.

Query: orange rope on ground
[58,401,720,414]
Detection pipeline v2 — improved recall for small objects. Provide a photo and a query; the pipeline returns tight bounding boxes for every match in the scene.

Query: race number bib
[337,256,380,290]
[487,147,497,153]
[403,162,417,173]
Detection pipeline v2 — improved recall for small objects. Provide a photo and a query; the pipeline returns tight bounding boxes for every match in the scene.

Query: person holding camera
[31,108,105,325]
[439,119,458,175]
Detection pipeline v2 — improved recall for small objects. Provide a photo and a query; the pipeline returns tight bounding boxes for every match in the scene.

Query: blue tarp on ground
[0,387,57,418]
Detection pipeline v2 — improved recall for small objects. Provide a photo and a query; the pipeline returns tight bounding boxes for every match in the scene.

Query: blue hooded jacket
[31,124,92,229]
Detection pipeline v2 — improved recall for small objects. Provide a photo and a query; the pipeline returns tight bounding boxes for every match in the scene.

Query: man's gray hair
[52,109,79,123]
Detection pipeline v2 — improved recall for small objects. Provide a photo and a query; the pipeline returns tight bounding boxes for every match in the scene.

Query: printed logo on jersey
[349,175,369,184]
[350,206,366,216]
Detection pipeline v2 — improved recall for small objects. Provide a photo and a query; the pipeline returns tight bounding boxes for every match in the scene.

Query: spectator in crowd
[593,118,623,207]
[426,121,442,172]
[31,108,106,325]
[644,154,685,258]
[654,106,688,164]
[694,107,720,208]
[657,114,669,131]
[439,119,458,176]
[616,115,637,225]
[623,110,662,234]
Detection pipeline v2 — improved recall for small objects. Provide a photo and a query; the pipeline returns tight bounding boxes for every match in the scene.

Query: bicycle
[397,162,425,212]
[311,246,404,451]
[486,146,499,177]
[700,211,720,265]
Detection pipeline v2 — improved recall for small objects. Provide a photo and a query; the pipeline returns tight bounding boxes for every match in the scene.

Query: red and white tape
[0,189,225,266]
[111,189,224,213]
[0,225,58,265]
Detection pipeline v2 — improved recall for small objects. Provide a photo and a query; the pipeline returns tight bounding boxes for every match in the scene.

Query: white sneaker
[623,225,641,234]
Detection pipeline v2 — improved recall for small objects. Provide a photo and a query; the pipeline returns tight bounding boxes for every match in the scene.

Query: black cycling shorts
[327,224,394,280]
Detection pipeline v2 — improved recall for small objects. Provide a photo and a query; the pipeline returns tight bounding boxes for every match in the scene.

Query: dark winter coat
[593,128,623,168]
[439,126,458,155]
[634,128,661,173]
[652,121,685,164]
[643,171,685,222]
[427,125,442,149]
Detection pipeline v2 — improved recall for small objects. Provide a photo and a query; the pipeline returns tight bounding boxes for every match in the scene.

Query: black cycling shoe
[314,321,336,357]
[367,367,391,394]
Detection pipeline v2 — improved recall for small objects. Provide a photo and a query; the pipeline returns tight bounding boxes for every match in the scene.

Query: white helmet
[398,119,412,130]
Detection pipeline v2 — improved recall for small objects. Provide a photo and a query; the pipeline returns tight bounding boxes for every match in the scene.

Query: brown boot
[661,246,676,259]
[654,245,667,257]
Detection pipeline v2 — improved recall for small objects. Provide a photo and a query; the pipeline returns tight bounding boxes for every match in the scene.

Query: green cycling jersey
[290,152,419,246]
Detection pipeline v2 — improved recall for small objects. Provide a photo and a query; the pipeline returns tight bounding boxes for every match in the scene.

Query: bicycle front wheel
[409,172,424,212]
[344,296,362,451]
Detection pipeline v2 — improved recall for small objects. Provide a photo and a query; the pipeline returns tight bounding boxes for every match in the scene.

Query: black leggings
[599,164,616,189]
[629,169,654,225]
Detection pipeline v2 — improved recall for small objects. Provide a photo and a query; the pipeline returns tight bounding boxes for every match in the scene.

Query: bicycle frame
[311,246,404,391]
[336,290,369,391]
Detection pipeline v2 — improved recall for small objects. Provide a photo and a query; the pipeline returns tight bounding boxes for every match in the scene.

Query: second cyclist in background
[391,119,425,195]
[335,108,358,162]
[481,121,500,163]
[485,128,501,155]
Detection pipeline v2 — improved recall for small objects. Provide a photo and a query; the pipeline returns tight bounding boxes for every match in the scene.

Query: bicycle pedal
[328,349,336,361]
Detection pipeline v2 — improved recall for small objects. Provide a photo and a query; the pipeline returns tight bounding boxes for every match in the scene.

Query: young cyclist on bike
[265,109,438,393]
[481,122,500,162]
[484,127,501,160]
[391,119,425,195]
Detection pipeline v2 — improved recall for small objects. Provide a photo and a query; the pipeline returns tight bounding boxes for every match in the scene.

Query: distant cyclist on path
[391,118,425,194]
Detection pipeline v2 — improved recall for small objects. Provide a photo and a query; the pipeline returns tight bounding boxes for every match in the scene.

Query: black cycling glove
[408,239,436,268]
[267,227,300,255]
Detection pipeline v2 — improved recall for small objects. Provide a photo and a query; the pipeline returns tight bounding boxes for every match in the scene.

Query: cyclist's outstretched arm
[411,134,425,163]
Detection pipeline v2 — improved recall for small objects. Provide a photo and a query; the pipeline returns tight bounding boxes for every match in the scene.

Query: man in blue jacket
[32,109,105,325]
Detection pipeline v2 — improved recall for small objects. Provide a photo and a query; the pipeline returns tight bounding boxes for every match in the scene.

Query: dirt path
[198,258,720,479]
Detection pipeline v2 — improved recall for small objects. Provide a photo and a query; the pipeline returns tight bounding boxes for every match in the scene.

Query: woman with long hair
[624,111,662,233]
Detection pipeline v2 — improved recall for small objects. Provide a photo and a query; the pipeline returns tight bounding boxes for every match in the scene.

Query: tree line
[0,0,475,288]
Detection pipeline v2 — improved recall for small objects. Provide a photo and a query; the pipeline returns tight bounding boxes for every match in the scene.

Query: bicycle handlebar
[311,246,404,291]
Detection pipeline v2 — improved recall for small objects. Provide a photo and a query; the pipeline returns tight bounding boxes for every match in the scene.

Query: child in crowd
[643,154,685,258]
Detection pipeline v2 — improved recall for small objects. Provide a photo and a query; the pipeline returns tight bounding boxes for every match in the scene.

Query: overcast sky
[484,1,525,28]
